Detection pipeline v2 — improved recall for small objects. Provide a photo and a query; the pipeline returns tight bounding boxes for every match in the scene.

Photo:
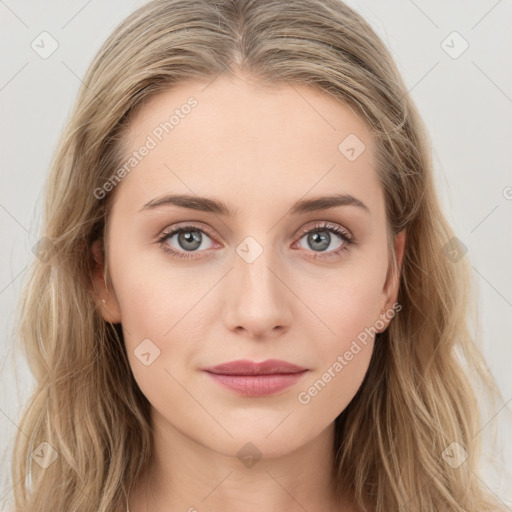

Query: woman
[11,0,507,510]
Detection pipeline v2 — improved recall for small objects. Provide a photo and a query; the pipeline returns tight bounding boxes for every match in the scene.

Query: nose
[221,238,294,340]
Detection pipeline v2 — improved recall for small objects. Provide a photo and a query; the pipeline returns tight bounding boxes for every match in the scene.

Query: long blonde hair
[11,0,507,510]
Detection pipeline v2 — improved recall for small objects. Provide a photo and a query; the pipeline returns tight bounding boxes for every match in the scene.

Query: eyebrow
[139,193,370,216]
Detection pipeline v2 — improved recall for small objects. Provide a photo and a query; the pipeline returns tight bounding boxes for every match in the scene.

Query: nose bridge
[233,233,281,299]
[223,232,292,334]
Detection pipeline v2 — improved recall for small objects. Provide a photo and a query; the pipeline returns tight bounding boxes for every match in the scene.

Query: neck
[127,409,350,512]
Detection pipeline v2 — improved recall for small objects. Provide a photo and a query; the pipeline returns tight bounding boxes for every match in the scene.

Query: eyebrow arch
[139,193,370,216]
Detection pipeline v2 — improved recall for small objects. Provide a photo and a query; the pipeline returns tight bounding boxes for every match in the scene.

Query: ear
[377,229,406,331]
[91,239,122,324]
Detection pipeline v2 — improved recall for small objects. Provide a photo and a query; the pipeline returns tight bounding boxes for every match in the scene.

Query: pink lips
[202,359,309,396]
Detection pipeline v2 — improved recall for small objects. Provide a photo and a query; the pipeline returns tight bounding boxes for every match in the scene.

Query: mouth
[202,359,309,396]
[202,371,309,396]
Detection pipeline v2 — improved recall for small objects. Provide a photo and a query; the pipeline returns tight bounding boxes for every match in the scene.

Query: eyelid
[294,221,353,242]
[156,220,353,241]
[155,220,217,242]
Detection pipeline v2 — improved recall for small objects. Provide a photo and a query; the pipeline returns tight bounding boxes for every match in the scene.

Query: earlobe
[91,239,122,324]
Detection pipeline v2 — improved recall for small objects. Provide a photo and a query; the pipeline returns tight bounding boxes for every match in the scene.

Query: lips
[202,358,308,375]
[202,359,309,396]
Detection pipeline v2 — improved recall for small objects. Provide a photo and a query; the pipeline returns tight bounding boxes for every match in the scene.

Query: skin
[92,72,406,512]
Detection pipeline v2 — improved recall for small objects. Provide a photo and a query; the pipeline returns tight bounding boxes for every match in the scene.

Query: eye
[156,223,217,260]
[293,221,353,261]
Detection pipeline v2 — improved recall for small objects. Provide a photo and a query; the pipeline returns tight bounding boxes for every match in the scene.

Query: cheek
[296,341,373,421]
[299,260,386,349]
[313,299,377,399]
[292,262,384,411]
[107,245,212,396]
[294,278,380,416]
[108,238,202,335]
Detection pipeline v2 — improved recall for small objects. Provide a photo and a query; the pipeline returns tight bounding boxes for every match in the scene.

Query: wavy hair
[10,0,507,510]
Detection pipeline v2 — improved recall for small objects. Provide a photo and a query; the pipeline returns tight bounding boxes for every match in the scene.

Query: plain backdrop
[1,0,511,509]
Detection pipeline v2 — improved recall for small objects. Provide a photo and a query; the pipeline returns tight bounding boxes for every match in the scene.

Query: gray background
[1,0,511,509]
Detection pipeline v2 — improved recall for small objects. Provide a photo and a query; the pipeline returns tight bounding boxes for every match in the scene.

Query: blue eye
[156,221,354,261]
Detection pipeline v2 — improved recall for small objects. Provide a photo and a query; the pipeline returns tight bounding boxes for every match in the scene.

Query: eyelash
[156,221,354,262]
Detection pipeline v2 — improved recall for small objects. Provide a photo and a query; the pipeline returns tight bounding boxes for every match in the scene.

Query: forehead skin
[109,72,384,249]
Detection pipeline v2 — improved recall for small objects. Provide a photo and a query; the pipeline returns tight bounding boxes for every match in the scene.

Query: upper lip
[202,359,308,376]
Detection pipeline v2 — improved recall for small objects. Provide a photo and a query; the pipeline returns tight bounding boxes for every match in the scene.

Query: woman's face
[93,73,404,459]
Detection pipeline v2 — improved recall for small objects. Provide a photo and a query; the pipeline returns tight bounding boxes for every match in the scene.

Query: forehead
[112,74,383,216]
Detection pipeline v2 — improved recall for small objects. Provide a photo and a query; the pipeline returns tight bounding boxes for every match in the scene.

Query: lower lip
[203,371,308,396]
